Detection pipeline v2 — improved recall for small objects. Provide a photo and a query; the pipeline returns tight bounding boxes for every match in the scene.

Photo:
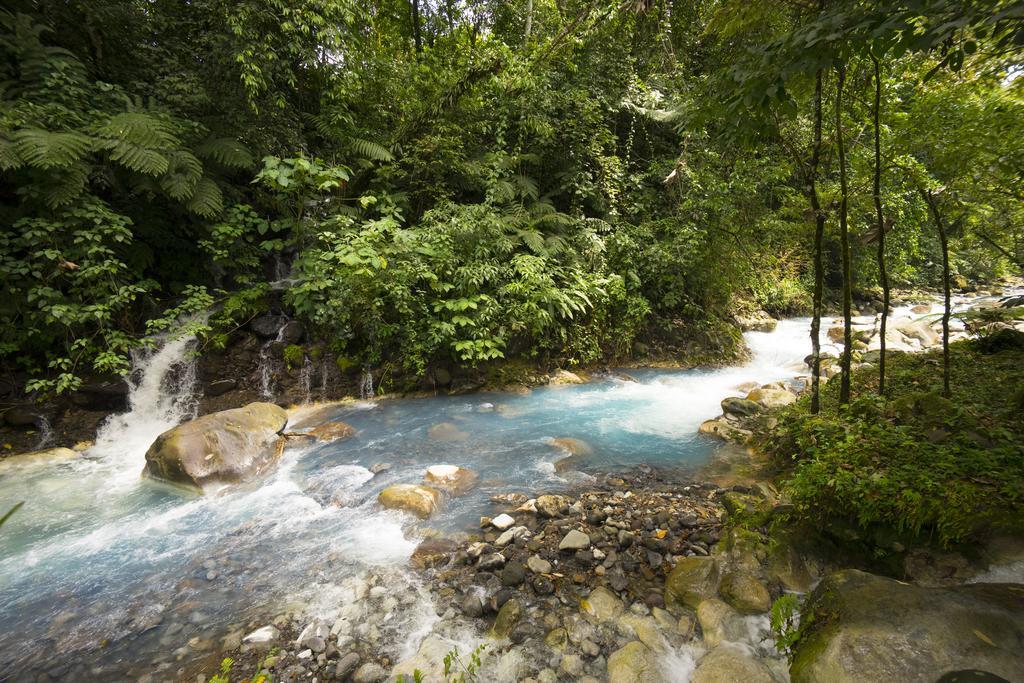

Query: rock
[721,397,761,417]
[204,379,237,397]
[478,553,506,571]
[500,563,527,586]
[735,312,778,333]
[664,557,720,611]
[581,587,624,622]
[250,314,287,339]
[279,320,304,344]
[554,455,586,473]
[143,402,288,490]
[495,526,529,547]
[490,493,529,506]
[411,538,457,569]
[911,304,932,314]
[791,569,1024,683]
[431,367,452,387]
[369,462,392,475]
[71,377,130,410]
[896,319,940,347]
[461,593,485,617]
[377,484,442,519]
[607,641,665,683]
[489,598,522,639]
[305,421,356,443]
[699,419,751,443]
[491,513,516,530]
[527,555,552,574]
[549,369,585,385]
[559,529,591,551]
[336,652,360,678]
[0,447,77,469]
[692,645,774,683]
[352,662,386,683]
[617,614,668,653]
[696,599,747,648]
[2,406,48,428]
[243,625,279,646]
[745,387,796,409]
[560,654,585,677]
[536,494,569,518]
[551,437,593,456]
[391,636,452,681]
[424,464,478,495]
[427,422,468,442]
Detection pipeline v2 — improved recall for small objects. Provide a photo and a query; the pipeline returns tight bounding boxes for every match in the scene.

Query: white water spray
[360,368,375,399]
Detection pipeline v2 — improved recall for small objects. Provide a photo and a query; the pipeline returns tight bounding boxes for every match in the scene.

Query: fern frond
[93,113,178,176]
[0,133,23,171]
[186,177,223,218]
[194,137,254,169]
[43,161,89,207]
[349,137,393,162]
[160,150,203,200]
[514,174,539,201]
[12,128,93,169]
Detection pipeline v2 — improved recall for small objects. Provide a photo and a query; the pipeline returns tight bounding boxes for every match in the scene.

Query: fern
[43,161,89,207]
[12,128,92,169]
[0,133,22,171]
[349,137,393,162]
[195,137,254,169]
[160,150,203,200]
[93,112,178,176]
[186,177,223,217]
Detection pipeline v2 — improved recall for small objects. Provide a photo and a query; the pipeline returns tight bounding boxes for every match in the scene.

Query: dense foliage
[0,0,1021,393]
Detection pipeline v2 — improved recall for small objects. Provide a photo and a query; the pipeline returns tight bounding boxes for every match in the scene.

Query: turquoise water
[0,319,817,680]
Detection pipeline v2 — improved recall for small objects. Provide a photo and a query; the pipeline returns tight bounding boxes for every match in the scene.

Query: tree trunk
[526,0,534,40]
[809,69,826,415]
[922,190,952,397]
[410,0,423,53]
[871,53,890,396]
[835,63,852,405]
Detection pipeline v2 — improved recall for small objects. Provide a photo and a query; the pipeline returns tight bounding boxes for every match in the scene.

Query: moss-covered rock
[607,641,664,683]
[143,402,288,491]
[692,645,774,683]
[717,571,771,613]
[791,569,1024,682]
[378,484,442,519]
[664,556,720,611]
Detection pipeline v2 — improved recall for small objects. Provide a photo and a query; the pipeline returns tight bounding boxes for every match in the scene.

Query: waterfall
[298,356,314,404]
[320,358,330,396]
[87,330,199,476]
[258,326,287,400]
[359,368,375,399]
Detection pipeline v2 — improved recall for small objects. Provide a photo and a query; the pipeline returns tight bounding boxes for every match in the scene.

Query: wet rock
[500,563,527,586]
[243,625,279,648]
[692,645,774,683]
[352,661,386,683]
[250,314,288,339]
[2,405,48,428]
[551,436,594,456]
[71,377,130,410]
[698,419,751,443]
[549,369,585,385]
[490,598,522,639]
[427,422,468,442]
[536,495,569,518]
[204,378,237,397]
[533,575,555,595]
[607,641,664,683]
[495,526,530,547]
[460,593,485,617]
[664,557,720,611]
[411,538,457,569]
[721,397,761,417]
[491,493,529,506]
[545,627,568,651]
[718,571,771,613]
[696,599,747,648]
[377,484,442,519]
[560,654,585,677]
[305,421,355,443]
[369,462,392,475]
[491,513,516,530]
[143,402,288,490]
[279,320,304,344]
[1,447,78,467]
[424,464,478,495]
[478,553,506,571]
[335,652,360,678]
[392,636,452,681]
[581,586,624,623]
[745,387,796,409]
[734,312,778,333]
[791,569,1024,683]
[559,529,591,551]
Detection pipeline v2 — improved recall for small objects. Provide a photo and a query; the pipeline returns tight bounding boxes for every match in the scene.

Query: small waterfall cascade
[258,326,287,400]
[320,358,330,396]
[359,368,375,399]
[88,330,200,474]
[298,356,315,404]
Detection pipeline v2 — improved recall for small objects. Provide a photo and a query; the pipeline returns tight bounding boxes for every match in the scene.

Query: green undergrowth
[761,340,1024,548]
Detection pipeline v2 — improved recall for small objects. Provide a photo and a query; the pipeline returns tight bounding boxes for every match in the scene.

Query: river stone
[352,662,386,683]
[791,569,1024,683]
[549,369,585,385]
[427,422,468,442]
[664,557,720,611]
[692,645,774,683]
[243,625,279,646]
[718,571,771,613]
[528,555,552,574]
[424,464,478,495]
[491,513,516,530]
[607,641,665,683]
[411,538,457,569]
[896,318,940,347]
[559,529,591,551]
[551,436,593,456]
[581,587,624,622]
[391,636,452,681]
[377,484,442,519]
[696,599,747,648]
[745,387,796,409]
[554,455,586,473]
[490,598,522,639]
[698,419,751,443]
[536,494,569,518]
[143,402,288,490]
[0,447,78,470]
[721,397,761,417]
[618,614,668,653]
[305,421,355,443]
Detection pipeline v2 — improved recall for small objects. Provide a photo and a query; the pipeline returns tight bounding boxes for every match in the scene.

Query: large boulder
[71,377,130,410]
[721,397,761,418]
[791,569,1024,683]
[664,557,720,611]
[143,402,288,490]
[699,419,751,443]
[424,465,478,495]
[551,436,593,456]
[378,484,441,519]
[717,570,771,613]
[607,641,665,683]
[305,421,356,443]
[746,387,796,409]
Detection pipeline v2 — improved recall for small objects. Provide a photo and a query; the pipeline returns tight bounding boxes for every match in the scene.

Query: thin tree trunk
[809,70,826,415]
[922,190,952,397]
[526,0,534,40]
[871,53,890,396]
[411,0,423,52]
[835,63,853,405]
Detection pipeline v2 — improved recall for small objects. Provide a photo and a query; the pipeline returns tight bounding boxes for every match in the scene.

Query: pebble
[559,529,591,551]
